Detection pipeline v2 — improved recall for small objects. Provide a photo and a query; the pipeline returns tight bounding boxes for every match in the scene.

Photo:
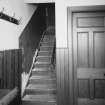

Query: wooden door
[73,12,105,105]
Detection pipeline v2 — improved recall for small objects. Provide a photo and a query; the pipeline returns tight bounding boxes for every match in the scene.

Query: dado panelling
[56,48,69,105]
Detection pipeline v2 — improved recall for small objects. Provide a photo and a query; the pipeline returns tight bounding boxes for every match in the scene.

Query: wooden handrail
[22,49,38,96]
[51,41,55,64]
[0,87,18,105]
[37,28,47,51]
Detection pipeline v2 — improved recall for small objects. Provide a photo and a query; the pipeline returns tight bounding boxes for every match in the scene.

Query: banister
[22,26,55,97]
[22,49,38,96]
[0,87,18,105]
[22,27,48,96]
[51,37,56,66]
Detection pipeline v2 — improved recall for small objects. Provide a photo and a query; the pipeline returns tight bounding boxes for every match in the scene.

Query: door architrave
[67,5,105,105]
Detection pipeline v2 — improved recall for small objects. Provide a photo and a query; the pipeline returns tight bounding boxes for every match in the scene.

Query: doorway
[68,6,105,105]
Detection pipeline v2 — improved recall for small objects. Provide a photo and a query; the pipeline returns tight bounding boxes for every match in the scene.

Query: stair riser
[25,89,56,95]
[41,43,54,46]
[42,38,55,42]
[42,41,54,43]
[32,71,55,76]
[29,80,56,84]
[22,101,56,105]
[40,47,53,51]
[36,57,51,62]
[34,64,50,68]
[36,59,51,62]
[38,51,52,56]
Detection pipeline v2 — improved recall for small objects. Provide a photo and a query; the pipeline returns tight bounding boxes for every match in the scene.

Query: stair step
[41,40,55,43]
[23,94,56,102]
[32,68,51,72]
[36,56,51,62]
[32,70,56,76]
[30,75,56,80]
[35,61,50,64]
[43,35,55,39]
[22,101,56,105]
[25,84,56,95]
[26,84,56,90]
[38,51,52,56]
[43,35,55,38]
[40,42,54,46]
[22,95,56,105]
[34,62,50,68]
[37,56,52,58]
[40,46,53,51]
[29,76,56,84]
[42,38,55,42]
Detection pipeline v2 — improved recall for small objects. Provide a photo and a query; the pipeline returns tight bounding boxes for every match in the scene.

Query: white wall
[0,0,37,50]
[1,0,105,49]
[56,0,105,48]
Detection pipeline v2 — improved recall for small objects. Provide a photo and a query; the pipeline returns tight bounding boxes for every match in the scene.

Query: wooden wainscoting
[0,49,22,105]
[0,49,22,90]
[56,48,70,105]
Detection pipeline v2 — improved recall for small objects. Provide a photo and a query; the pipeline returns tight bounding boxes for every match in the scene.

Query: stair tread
[41,41,54,44]
[35,62,50,64]
[40,46,53,48]
[32,70,55,74]
[32,70,55,73]
[32,68,50,71]
[41,46,54,48]
[41,40,54,42]
[26,84,56,90]
[39,51,52,52]
[37,55,52,57]
[23,94,56,102]
[30,76,56,80]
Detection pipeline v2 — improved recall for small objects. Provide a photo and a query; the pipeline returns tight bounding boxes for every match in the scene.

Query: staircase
[22,28,56,105]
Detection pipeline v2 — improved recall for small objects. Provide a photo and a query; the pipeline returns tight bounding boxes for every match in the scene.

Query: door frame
[67,5,105,105]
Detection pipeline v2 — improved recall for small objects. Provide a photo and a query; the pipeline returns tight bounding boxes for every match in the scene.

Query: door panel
[77,32,89,67]
[77,17,105,28]
[94,32,105,67]
[73,12,105,105]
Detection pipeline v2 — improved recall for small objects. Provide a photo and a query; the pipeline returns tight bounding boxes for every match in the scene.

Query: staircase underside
[22,32,56,105]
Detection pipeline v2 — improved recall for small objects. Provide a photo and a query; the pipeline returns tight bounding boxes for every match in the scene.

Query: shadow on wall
[19,5,46,73]
[46,3,55,27]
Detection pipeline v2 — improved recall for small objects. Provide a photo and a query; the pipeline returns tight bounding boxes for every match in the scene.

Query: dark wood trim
[67,5,105,105]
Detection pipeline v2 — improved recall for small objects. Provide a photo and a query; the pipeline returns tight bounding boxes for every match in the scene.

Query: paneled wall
[0,49,22,89]
[56,48,70,105]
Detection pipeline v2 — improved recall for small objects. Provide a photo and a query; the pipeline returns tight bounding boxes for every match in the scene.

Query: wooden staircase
[22,30,56,105]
